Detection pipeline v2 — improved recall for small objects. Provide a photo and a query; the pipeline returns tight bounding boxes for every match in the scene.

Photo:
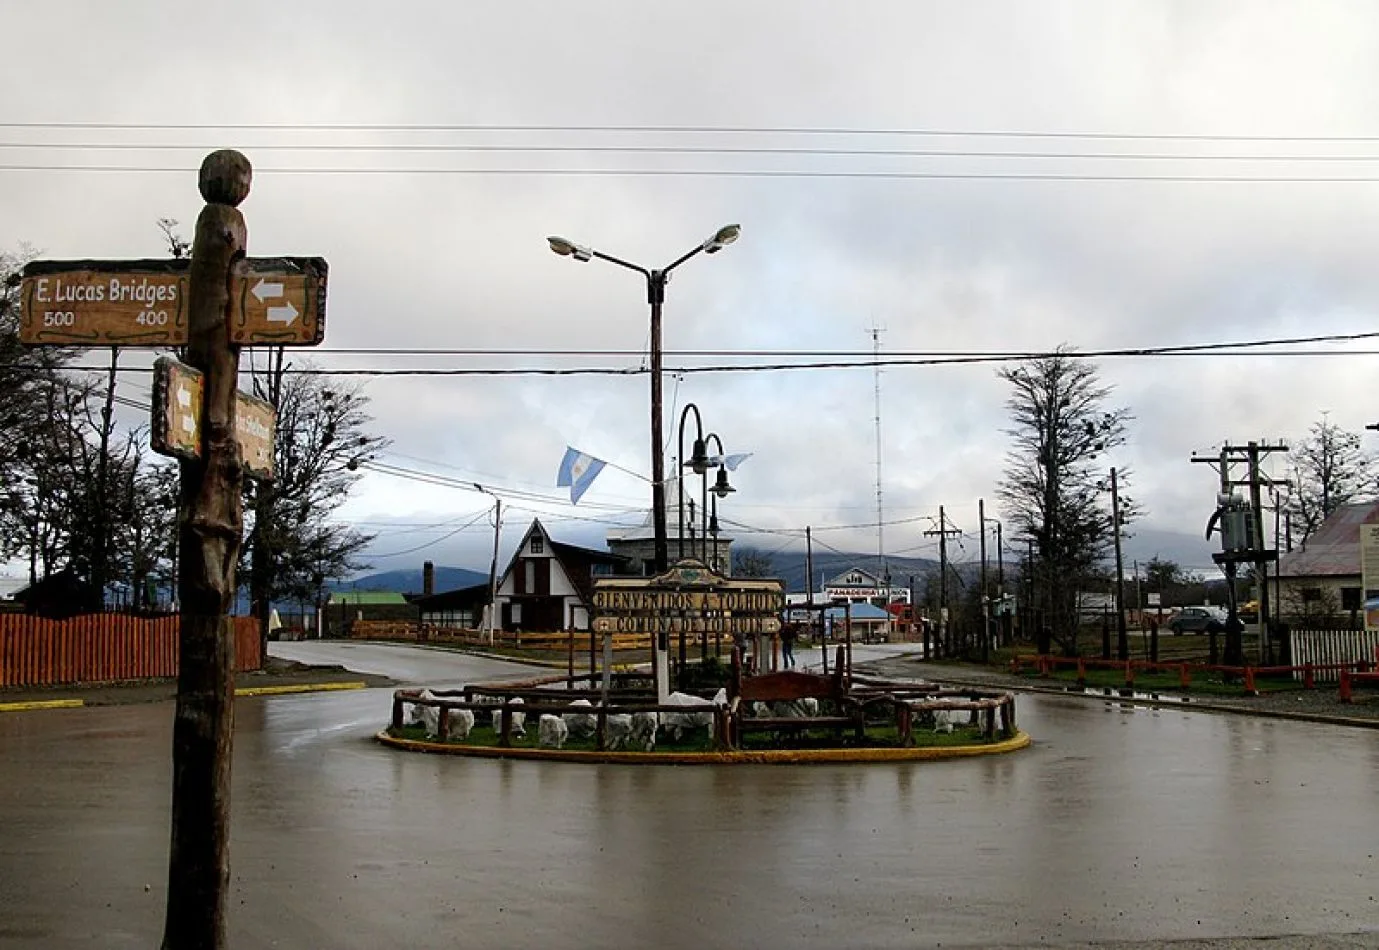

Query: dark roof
[1276,501,1379,579]
[413,582,490,611]
[549,539,632,605]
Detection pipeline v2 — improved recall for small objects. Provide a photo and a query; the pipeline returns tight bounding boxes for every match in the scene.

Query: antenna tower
[870,324,888,586]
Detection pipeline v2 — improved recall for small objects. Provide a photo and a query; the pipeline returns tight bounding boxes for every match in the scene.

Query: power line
[15,141,1379,162]
[64,330,1379,377]
[13,163,1379,183]
[9,120,1379,142]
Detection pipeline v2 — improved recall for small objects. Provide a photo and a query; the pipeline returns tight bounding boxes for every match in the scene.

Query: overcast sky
[7,1,1379,581]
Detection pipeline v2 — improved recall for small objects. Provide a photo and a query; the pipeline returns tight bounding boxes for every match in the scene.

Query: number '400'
[136,310,168,326]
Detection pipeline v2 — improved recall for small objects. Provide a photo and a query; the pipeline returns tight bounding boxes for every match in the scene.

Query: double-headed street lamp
[547,224,741,574]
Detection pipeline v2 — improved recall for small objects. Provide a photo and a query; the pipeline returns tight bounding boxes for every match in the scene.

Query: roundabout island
[378,656,1030,765]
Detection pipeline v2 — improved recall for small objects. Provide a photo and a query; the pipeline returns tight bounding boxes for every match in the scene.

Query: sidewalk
[0,656,394,709]
[857,654,1379,729]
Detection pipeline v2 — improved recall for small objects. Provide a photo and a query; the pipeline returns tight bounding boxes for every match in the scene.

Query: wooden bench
[730,667,863,745]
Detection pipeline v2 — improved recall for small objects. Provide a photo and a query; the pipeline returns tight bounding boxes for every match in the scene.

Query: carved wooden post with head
[161,149,249,950]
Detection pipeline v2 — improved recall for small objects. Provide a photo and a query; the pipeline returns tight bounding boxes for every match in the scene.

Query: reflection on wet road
[1,643,1376,948]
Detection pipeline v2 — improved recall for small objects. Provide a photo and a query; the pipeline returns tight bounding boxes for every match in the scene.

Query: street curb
[234,681,368,697]
[375,729,1031,765]
[0,698,85,713]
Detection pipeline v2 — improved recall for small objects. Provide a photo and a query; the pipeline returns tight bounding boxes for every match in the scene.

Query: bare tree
[997,350,1131,655]
[244,352,386,652]
[1288,416,1377,544]
[731,549,776,578]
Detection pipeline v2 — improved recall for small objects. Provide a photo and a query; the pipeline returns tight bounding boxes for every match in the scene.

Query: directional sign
[151,357,204,461]
[20,257,326,348]
[21,262,188,346]
[231,257,327,346]
[151,357,277,480]
[234,390,276,479]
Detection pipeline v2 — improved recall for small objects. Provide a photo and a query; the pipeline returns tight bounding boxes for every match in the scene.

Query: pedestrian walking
[780,623,798,669]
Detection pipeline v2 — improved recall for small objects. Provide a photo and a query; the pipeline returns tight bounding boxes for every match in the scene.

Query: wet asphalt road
[1,642,1377,949]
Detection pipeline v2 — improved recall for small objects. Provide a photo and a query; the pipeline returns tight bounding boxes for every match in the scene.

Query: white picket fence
[1289,628,1379,682]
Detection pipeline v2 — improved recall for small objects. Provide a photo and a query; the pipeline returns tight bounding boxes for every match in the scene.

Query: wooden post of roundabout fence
[161,149,250,950]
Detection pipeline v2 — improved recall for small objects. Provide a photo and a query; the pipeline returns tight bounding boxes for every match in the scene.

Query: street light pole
[548,225,740,575]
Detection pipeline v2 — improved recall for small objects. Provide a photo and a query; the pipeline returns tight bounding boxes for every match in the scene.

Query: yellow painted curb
[0,699,85,712]
[376,729,1031,765]
[235,681,368,697]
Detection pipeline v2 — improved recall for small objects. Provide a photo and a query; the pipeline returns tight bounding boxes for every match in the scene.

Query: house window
[1341,587,1362,611]
[510,603,522,624]
[591,563,614,577]
[525,561,537,591]
[531,535,544,554]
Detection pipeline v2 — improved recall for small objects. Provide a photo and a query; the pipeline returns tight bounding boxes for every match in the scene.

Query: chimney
[423,561,435,597]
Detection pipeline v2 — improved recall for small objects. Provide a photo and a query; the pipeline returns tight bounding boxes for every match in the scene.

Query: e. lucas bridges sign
[592,560,784,636]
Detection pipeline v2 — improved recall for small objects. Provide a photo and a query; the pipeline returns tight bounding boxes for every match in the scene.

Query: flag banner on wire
[718,453,753,471]
[556,446,607,505]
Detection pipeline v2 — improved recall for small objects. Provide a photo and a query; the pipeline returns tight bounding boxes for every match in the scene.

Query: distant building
[606,477,733,575]
[820,567,910,609]
[324,590,412,637]
[495,519,630,632]
[414,583,490,632]
[1276,501,1379,621]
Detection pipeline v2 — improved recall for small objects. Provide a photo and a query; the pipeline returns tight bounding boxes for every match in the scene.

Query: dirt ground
[0,655,394,707]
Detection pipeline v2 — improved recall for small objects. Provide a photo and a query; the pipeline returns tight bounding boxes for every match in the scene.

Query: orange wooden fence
[0,614,262,687]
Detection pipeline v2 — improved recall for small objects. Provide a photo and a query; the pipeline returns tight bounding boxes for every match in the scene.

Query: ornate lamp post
[547,225,740,574]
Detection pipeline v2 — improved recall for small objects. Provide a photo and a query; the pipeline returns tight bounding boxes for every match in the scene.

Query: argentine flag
[710,452,752,471]
[556,446,607,505]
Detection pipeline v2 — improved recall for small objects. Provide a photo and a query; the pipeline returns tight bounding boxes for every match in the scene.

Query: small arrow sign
[267,301,299,325]
[176,385,191,408]
[251,279,284,302]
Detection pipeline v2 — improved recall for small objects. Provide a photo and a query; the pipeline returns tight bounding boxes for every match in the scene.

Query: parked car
[1169,606,1226,635]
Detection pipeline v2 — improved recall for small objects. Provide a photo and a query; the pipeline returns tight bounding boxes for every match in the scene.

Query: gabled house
[495,519,631,632]
[1276,501,1379,622]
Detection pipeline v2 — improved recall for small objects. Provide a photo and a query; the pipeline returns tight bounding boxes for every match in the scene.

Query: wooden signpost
[19,256,326,347]
[18,149,325,950]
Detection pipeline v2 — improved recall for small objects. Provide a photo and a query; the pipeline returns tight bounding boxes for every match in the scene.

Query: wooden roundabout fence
[390,663,1019,754]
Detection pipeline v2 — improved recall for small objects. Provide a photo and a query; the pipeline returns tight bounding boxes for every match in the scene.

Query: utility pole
[924,507,961,657]
[806,526,821,673]
[978,498,990,663]
[1110,467,1128,661]
[1026,537,1037,651]
[1247,441,1273,664]
[478,487,502,647]
[993,520,1007,647]
[1192,441,1288,667]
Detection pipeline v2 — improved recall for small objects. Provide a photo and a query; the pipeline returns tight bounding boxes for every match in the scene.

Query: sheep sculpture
[563,699,597,740]
[604,713,633,750]
[538,713,569,750]
[409,689,440,737]
[662,688,727,741]
[629,711,659,752]
[448,707,476,741]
